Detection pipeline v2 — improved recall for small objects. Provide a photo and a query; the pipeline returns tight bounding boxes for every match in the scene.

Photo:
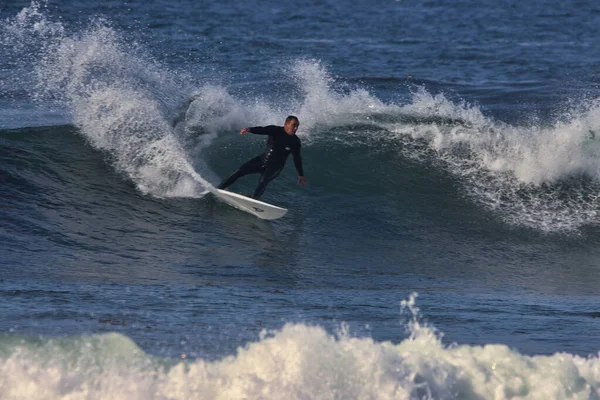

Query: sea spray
[3,2,211,197]
[290,59,394,136]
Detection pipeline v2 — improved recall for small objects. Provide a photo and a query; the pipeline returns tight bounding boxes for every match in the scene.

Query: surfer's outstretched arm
[240,126,279,135]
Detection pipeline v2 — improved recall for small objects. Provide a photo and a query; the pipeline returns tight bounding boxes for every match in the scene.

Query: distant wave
[0,294,598,399]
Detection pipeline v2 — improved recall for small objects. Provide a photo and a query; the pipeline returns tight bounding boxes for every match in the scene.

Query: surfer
[218,115,308,199]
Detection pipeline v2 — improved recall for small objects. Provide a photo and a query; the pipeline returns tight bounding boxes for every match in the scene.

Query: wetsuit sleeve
[292,140,304,176]
[248,125,279,135]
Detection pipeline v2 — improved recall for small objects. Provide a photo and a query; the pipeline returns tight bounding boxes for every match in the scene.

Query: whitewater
[1,295,599,400]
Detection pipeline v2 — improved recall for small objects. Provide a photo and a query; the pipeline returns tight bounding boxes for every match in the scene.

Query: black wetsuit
[218,125,304,199]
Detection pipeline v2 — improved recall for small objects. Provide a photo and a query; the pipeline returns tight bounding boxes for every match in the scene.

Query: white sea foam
[0,294,598,399]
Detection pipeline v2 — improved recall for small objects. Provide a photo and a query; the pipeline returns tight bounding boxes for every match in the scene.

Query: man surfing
[218,115,307,199]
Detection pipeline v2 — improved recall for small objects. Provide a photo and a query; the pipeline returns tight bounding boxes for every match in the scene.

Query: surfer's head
[284,115,299,135]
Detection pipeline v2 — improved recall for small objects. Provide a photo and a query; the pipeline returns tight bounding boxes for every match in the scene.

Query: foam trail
[0,294,598,399]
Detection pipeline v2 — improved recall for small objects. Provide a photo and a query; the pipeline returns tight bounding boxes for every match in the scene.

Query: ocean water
[1,0,600,398]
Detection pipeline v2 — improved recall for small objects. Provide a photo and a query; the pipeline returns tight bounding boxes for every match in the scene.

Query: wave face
[4,3,600,232]
[1,295,599,400]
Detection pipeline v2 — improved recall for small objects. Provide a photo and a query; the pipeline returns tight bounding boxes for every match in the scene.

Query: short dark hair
[285,115,299,124]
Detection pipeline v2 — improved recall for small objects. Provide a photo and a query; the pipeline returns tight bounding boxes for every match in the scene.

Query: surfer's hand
[240,127,250,134]
[298,176,307,186]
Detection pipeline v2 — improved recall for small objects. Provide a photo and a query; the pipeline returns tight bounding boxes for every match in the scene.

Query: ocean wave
[4,2,600,232]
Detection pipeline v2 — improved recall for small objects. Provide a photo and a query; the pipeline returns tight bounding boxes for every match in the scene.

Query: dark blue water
[1,1,600,398]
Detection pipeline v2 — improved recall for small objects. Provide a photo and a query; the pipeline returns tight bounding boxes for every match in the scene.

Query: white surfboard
[212,189,288,220]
